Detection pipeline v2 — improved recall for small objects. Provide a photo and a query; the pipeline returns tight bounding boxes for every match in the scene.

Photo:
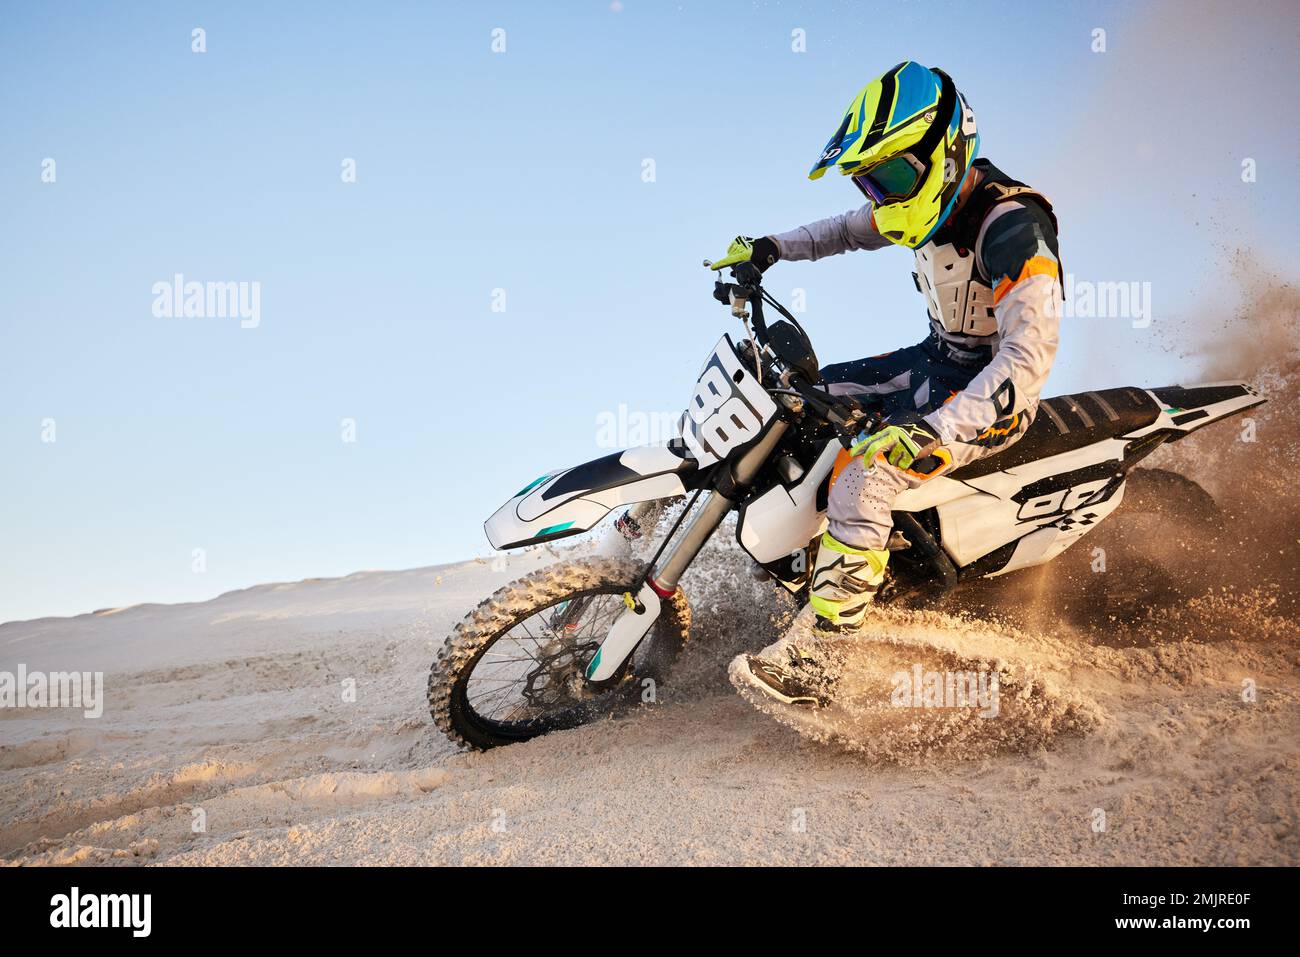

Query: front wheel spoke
[481,650,538,664]
[596,595,623,630]
[500,701,534,722]
[578,595,616,639]
[471,681,526,715]
[467,674,527,687]
[469,674,526,696]
[516,620,552,656]
[465,588,640,726]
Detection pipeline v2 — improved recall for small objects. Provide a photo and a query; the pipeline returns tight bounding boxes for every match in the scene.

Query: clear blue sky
[3,0,1297,623]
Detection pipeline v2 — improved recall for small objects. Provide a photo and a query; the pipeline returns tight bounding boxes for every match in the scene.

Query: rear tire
[1121,467,1221,522]
[428,557,690,751]
[1067,466,1218,638]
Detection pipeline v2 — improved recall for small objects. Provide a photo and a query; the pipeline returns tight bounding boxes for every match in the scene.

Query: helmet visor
[852,154,925,205]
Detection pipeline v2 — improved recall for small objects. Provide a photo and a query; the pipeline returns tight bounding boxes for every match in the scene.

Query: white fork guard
[583,581,663,683]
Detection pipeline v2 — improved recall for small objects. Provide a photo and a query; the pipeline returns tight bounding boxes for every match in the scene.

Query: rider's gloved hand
[850,412,941,470]
[708,235,780,272]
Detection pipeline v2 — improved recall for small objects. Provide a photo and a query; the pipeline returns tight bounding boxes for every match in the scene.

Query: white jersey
[769,166,1062,452]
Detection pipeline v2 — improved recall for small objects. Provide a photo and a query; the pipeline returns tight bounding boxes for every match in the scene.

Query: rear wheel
[428,557,690,750]
[1069,466,1218,638]
[1121,466,1221,522]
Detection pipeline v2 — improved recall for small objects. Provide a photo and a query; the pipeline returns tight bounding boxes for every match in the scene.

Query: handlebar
[712,262,767,335]
[710,264,876,445]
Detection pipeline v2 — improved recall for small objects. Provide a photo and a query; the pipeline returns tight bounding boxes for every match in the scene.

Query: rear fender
[484,443,698,550]
[1130,381,1264,440]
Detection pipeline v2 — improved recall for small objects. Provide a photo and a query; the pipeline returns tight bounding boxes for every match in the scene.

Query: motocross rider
[713,61,1063,706]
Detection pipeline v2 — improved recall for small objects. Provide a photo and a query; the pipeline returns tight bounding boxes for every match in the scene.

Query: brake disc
[520,639,600,707]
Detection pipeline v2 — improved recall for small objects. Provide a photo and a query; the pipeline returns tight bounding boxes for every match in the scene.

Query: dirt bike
[428,263,1264,750]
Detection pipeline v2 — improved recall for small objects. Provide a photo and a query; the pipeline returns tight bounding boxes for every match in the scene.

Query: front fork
[584,419,790,683]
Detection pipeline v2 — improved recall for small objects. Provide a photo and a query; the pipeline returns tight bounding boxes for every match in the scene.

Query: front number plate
[678,336,778,467]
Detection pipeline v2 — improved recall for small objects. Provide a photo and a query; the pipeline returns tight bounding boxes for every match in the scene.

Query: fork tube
[650,420,788,592]
[730,418,789,486]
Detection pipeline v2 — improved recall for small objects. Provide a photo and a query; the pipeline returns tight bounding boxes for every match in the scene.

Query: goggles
[851,153,928,205]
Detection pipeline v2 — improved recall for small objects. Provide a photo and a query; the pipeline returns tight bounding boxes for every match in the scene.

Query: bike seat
[948,386,1160,480]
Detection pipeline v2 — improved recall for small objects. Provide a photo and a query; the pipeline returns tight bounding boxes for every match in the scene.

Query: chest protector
[912,159,1058,339]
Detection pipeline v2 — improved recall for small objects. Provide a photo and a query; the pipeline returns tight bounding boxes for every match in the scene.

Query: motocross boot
[808,531,889,628]
[735,533,888,708]
[737,641,838,708]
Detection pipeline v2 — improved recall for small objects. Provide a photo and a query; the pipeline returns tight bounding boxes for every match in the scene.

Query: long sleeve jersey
[770,187,1062,450]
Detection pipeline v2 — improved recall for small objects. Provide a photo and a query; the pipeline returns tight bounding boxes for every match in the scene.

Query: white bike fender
[584,582,663,683]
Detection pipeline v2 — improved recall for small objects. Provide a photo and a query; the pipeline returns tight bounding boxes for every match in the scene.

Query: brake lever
[712,280,752,315]
[792,385,875,448]
[826,402,870,448]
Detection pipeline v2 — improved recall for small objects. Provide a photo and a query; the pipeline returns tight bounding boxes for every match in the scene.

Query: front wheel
[427,557,690,750]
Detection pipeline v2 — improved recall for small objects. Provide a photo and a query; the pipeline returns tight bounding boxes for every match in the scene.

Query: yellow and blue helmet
[810,61,979,248]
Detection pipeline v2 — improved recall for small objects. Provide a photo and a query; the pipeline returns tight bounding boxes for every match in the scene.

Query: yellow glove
[707,235,780,272]
[850,414,942,470]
